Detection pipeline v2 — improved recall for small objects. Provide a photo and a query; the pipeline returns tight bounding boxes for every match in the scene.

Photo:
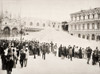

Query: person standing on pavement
[6,55,14,74]
[58,44,62,57]
[69,46,73,61]
[20,49,26,68]
[42,44,46,60]
[1,52,6,70]
[86,47,92,64]
[24,47,29,67]
[79,47,82,59]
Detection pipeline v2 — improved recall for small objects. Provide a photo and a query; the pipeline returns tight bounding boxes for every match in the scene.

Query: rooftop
[71,7,100,16]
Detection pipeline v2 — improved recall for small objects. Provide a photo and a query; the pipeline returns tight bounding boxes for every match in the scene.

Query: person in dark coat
[6,55,14,74]
[50,41,54,52]
[79,47,82,59]
[24,48,29,67]
[69,46,73,61]
[86,47,92,64]
[94,47,99,63]
[42,45,46,60]
[16,47,19,64]
[0,45,4,55]
[1,52,6,70]
[33,47,37,59]
[12,49,17,68]
[92,51,96,65]
[66,48,69,58]
[64,46,67,58]
[58,45,62,57]
[37,42,40,56]
[98,51,100,67]
[37,46,40,56]
[72,45,75,57]
[18,43,23,50]
[16,46,19,57]
[20,49,25,68]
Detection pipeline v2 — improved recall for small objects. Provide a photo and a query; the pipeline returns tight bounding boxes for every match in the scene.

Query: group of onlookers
[0,39,58,74]
[58,44,100,67]
[0,39,100,74]
[0,40,29,74]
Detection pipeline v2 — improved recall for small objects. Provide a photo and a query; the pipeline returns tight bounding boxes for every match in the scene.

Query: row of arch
[70,22,100,30]
[24,21,60,29]
[2,26,18,37]
[71,11,100,21]
[78,34,100,41]
[71,13,100,21]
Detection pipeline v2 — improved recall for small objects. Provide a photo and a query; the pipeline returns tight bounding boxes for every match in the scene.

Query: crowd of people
[58,44,100,66]
[0,39,100,74]
[0,40,29,74]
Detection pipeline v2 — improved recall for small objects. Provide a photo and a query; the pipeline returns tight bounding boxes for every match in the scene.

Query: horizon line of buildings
[0,11,62,38]
[0,7,100,41]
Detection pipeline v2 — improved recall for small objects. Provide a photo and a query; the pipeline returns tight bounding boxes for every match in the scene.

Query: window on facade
[58,25,59,28]
[92,14,95,19]
[53,25,55,28]
[97,23,100,29]
[54,22,56,25]
[30,22,33,26]
[79,16,81,20]
[92,34,95,40]
[98,14,100,19]
[75,24,77,30]
[43,23,45,27]
[87,35,90,40]
[78,24,81,30]
[83,24,85,30]
[13,22,15,25]
[75,17,77,21]
[5,22,7,24]
[71,33,73,35]
[78,34,81,38]
[87,23,90,30]
[71,25,73,30]
[83,16,85,20]
[37,23,39,26]
[52,22,54,25]
[71,16,73,21]
[92,23,95,29]
[97,35,100,41]
[24,22,26,25]
[82,35,85,39]
[48,24,50,27]
[88,15,90,19]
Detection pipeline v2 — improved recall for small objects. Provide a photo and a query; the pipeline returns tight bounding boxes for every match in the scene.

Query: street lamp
[20,25,24,43]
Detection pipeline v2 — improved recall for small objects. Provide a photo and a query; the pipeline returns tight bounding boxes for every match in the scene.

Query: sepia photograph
[0,0,100,74]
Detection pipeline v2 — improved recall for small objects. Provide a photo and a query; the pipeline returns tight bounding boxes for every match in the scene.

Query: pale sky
[0,0,100,22]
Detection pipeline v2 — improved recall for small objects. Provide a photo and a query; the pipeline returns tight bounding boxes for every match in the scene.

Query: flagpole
[19,0,22,43]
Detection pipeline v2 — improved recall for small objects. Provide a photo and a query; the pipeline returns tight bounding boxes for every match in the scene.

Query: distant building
[69,7,100,41]
[21,17,62,33]
[62,21,68,31]
[0,11,62,38]
[0,11,21,37]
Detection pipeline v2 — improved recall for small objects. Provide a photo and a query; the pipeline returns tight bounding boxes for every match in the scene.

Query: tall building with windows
[69,7,100,41]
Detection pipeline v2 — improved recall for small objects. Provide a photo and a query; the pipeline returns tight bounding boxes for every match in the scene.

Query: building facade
[21,17,62,33]
[69,7,100,41]
[0,11,21,37]
[0,11,62,38]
